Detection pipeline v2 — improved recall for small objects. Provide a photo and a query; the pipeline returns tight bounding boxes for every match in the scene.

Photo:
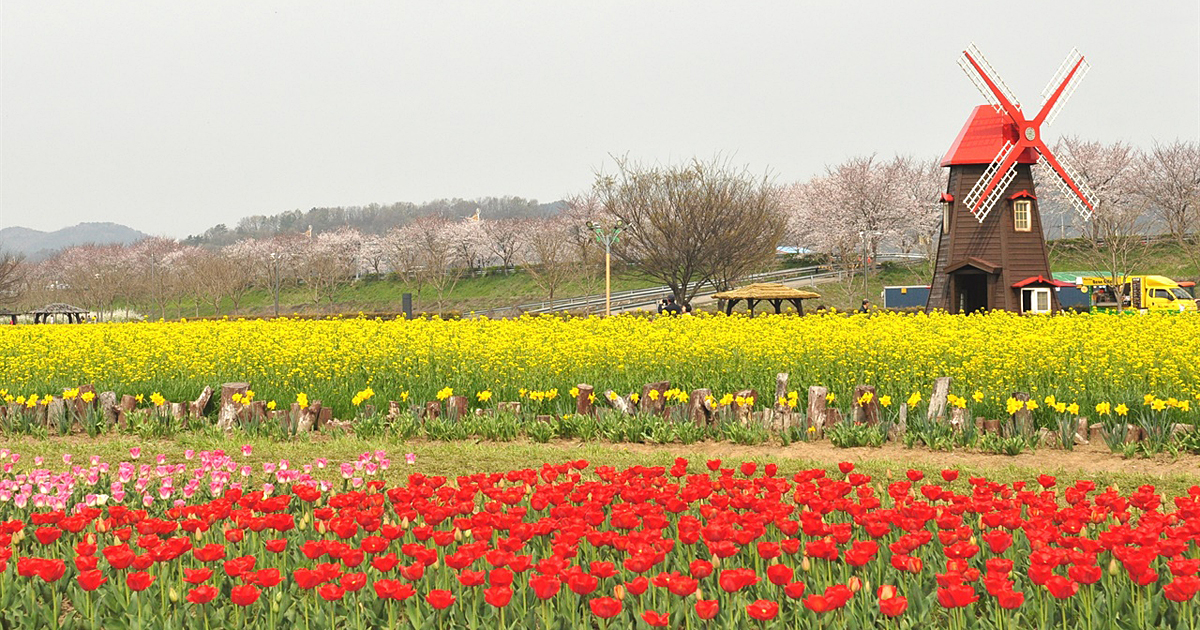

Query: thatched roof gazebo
[30,303,89,324]
[713,283,822,315]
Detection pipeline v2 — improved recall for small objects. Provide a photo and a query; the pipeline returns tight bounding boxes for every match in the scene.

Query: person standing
[663,296,682,315]
[860,299,871,313]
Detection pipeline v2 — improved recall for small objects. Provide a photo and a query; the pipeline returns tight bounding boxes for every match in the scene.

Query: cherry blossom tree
[483,218,528,274]
[297,228,361,307]
[1044,137,1147,310]
[519,216,578,301]
[1136,140,1200,282]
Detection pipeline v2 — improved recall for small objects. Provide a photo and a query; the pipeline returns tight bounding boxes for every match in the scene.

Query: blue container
[882,285,931,309]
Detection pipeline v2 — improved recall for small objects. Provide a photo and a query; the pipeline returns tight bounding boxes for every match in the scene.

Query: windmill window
[1022,287,1051,314]
[1013,200,1032,232]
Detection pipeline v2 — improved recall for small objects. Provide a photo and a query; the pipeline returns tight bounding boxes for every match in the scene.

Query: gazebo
[713,283,822,315]
[0,311,19,325]
[30,303,89,324]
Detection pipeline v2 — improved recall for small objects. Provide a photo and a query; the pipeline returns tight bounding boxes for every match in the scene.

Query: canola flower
[0,310,1194,417]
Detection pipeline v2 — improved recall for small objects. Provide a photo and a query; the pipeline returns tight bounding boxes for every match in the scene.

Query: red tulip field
[0,447,1198,629]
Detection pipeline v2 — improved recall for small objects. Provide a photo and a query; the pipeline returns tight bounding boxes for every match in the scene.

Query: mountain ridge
[0,222,149,260]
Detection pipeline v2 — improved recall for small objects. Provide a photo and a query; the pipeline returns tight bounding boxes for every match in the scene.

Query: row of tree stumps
[2,376,1171,446]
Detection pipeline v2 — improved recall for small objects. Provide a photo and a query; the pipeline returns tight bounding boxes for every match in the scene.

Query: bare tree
[520,217,578,301]
[1046,137,1147,310]
[296,229,360,307]
[130,237,180,320]
[1137,140,1200,282]
[483,218,527,274]
[406,216,463,311]
[592,156,786,304]
[0,251,27,308]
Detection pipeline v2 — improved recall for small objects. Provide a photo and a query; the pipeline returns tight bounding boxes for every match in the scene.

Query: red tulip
[784,581,807,599]
[1045,576,1078,599]
[641,611,670,627]
[706,459,721,471]
[1165,576,1200,602]
[77,569,107,591]
[126,571,155,592]
[937,584,978,608]
[941,469,958,482]
[695,598,719,619]
[425,589,455,610]
[838,462,854,474]
[1067,564,1102,585]
[319,584,345,601]
[906,469,924,481]
[187,585,219,605]
[529,574,561,599]
[625,576,649,595]
[690,559,713,579]
[746,599,779,621]
[340,572,367,592]
[484,586,513,608]
[879,594,908,617]
[184,567,213,584]
[230,584,260,607]
[766,564,793,586]
[995,589,1025,609]
[34,527,61,545]
[264,539,287,553]
[589,596,622,619]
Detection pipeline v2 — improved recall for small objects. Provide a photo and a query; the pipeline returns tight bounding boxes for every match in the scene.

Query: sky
[2,1,1197,238]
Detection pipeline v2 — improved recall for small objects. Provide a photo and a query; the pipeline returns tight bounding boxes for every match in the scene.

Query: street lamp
[586,219,627,317]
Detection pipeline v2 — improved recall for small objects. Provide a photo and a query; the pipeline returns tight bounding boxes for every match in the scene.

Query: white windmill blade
[1039,48,1090,126]
[963,141,1019,222]
[958,43,1022,114]
[1037,155,1097,221]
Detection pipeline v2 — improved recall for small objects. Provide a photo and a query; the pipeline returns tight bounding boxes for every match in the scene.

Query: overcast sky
[2,2,1197,238]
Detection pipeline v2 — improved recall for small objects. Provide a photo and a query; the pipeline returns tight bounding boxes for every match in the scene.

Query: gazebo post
[770,299,782,314]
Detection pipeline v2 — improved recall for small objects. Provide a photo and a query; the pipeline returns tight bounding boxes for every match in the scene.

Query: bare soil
[613,440,1200,480]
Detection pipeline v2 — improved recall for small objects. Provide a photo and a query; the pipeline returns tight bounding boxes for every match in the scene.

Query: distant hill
[0,222,149,261]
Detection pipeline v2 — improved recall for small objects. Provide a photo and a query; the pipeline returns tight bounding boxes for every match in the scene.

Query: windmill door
[953,272,989,314]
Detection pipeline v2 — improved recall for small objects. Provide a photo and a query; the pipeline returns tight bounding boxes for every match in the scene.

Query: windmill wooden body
[927,45,1096,314]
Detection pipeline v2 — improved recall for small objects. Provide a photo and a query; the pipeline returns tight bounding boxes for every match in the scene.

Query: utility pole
[586,220,627,316]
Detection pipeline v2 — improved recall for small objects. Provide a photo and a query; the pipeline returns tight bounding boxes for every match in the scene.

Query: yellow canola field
[0,311,1196,416]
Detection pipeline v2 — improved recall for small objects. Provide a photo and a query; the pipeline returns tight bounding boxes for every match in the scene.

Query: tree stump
[575,384,595,417]
[446,396,468,421]
[1011,392,1033,436]
[1074,418,1090,445]
[118,395,137,431]
[688,389,713,426]
[603,390,636,415]
[536,414,553,424]
[99,391,118,428]
[928,377,952,421]
[640,381,670,416]
[894,403,908,439]
[807,386,828,432]
[1124,424,1141,443]
[297,403,321,432]
[498,401,521,416]
[387,401,403,423]
[171,403,188,424]
[851,385,880,426]
[825,408,843,428]
[948,407,967,431]
[1089,422,1105,442]
[317,407,332,430]
[773,373,789,412]
[218,383,249,431]
[72,384,97,420]
[191,386,214,418]
[982,418,1001,434]
[48,397,67,432]
[733,389,759,424]
[422,401,441,422]
[975,417,987,434]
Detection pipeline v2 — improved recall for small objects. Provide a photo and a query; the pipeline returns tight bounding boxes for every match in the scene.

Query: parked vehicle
[1071,274,1198,313]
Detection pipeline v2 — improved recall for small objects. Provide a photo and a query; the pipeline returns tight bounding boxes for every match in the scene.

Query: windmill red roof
[941,105,1040,167]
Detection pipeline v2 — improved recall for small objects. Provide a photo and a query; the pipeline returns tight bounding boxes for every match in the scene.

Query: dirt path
[608,440,1200,480]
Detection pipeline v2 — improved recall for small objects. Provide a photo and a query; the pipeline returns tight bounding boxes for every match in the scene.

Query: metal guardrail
[470,254,925,318]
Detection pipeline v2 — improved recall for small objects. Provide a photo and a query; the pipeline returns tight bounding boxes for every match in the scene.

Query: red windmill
[926,44,1097,314]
